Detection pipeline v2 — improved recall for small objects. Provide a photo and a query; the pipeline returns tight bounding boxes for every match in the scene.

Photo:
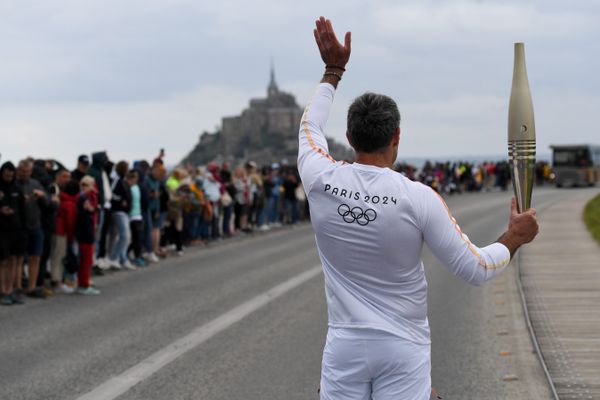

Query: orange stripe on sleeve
[433,191,509,270]
[301,99,336,164]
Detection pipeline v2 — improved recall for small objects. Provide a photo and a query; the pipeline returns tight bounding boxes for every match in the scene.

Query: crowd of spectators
[394,160,552,194]
[0,150,306,305]
[0,151,554,305]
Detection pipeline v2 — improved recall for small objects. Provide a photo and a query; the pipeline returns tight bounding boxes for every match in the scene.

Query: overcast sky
[1,0,598,168]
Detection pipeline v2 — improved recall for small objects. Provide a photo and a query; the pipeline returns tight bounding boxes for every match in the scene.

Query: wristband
[323,71,343,81]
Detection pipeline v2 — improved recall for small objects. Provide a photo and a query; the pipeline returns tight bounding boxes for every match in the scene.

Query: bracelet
[323,71,343,81]
[326,65,346,71]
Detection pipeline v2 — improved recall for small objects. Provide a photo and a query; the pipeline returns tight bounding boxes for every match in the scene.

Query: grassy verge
[583,194,600,245]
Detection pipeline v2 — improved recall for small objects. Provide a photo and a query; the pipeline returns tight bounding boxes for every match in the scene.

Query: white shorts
[320,328,431,400]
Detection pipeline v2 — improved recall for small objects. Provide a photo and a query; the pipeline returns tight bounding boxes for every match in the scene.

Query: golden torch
[508,43,536,213]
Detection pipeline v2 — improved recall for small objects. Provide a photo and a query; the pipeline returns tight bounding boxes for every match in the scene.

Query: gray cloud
[0,0,598,166]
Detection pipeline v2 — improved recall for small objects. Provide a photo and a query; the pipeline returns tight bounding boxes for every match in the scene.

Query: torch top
[508,42,536,142]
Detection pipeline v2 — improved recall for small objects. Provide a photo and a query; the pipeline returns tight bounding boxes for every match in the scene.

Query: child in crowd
[76,176,99,295]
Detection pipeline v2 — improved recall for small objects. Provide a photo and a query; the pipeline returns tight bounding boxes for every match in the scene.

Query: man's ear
[392,127,400,147]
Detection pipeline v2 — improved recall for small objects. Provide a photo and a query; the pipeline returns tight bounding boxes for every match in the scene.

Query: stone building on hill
[182,67,354,166]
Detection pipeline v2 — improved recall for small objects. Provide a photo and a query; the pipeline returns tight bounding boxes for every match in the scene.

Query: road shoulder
[520,188,600,399]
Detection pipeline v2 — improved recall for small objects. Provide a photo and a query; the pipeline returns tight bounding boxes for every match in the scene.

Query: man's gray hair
[347,92,400,153]
[18,159,33,169]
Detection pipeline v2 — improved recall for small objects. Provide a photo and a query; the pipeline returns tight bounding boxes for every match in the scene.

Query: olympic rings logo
[337,204,377,226]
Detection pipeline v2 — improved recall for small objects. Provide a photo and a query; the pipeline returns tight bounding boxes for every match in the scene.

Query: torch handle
[508,139,536,213]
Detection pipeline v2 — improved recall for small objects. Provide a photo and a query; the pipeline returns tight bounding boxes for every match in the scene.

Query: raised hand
[313,16,351,70]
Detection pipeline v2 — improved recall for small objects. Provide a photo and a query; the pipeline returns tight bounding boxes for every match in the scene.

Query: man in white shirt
[300,17,539,400]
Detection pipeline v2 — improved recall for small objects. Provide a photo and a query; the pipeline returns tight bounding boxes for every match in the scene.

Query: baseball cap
[78,154,90,165]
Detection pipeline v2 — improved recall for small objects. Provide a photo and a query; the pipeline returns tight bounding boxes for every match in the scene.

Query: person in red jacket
[76,176,99,295]
[50,179,79,294]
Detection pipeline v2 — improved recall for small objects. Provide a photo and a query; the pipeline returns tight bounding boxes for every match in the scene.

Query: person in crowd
[267,163,282,227]
[485,162,496,191]
[71,154,90,183]
[153,148,165,168]
[220,162,235,237]
[76,176,100,295]
[146,163,163,261]
[184,170,206,245]
[166,168,182,192]
[33,161,62,296]
[45,168,72,293]
[157,165,170,258]
[89,151,111,273]
[282,169,299,225]
[165,171,186,256]
[261,166,274,226]
[17,159,51,298]
[193,168,213,242]
[246,161,267,231]
[134,160,155,263]
[0,162,26,305]
[232,166,250,233]
[95,159,114,274]
[495,161,510,191]
[127,170,145,267]
[204,163,222,240]
[108,161,133,270]
[51,178,78,294]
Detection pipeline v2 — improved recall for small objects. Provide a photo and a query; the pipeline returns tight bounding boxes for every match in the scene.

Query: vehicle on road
[550,144,600,187]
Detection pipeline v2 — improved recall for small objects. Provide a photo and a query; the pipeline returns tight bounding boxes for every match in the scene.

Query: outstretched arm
[297,17,351,191]
[420,187,538,286]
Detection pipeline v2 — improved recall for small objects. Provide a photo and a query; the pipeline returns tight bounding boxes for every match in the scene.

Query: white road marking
[75,265,322,400]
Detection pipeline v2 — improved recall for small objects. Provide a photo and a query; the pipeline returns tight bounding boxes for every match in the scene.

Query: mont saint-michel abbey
[183,67,354,166]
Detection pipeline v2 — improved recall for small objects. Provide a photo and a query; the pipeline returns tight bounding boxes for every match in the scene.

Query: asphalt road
[0,187,568,400]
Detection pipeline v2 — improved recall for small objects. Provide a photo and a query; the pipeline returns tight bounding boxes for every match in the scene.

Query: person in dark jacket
[156,165,170,258]
[220,162,235,236]
[134,161,153,262]
[88,152,108,209]
[76,176,100,295]
[107,161,132,269]
[95,160,114,274]
[146,163,163,262]
[282,170,299,224]
[32,160,61,294]
[0,162,26,305]
[71,155,90,183]
[88,152,111,273]
[18,159,51,298]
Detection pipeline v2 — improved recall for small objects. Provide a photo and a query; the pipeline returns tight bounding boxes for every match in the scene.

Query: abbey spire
[267,60,279,97]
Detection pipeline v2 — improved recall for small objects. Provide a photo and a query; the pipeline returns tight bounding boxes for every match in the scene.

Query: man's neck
[355,152,393,169]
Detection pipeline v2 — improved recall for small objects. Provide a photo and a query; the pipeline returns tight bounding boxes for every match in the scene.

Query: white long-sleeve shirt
[298,83,511,345]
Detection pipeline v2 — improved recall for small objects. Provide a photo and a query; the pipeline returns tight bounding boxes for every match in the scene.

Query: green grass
[583,194,600,245]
